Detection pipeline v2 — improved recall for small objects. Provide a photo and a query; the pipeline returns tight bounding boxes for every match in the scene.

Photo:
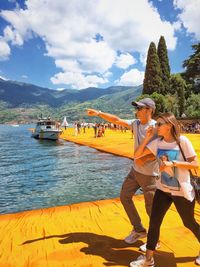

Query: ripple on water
[0,124,132,214]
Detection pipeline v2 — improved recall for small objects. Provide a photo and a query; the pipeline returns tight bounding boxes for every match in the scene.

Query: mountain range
[0,78,142,123]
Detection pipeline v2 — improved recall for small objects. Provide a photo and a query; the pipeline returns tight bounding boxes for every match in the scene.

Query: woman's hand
[159,160,173,171]
[145,125,157,141]
[162,161,173,167]
[159,161,174,170]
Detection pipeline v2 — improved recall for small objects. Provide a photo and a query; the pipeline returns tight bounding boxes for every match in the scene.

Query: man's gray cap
[132,98,156,109]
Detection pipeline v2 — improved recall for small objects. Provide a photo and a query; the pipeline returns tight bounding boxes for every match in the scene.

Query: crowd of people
[181,121,200,133]
[68,119,200,139]
[72,121,128,137]
[73,121,107,137]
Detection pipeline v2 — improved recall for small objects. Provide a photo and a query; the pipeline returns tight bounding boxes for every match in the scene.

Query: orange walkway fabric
[61,128,135,159]
[0,128,199,267]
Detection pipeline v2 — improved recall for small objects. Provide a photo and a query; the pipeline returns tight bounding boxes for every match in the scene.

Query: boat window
[47,121,55,125]
[37,121,56,126]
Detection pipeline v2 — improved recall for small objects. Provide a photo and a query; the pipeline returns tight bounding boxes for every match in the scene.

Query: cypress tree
[183,43,200,79]
[178,86,185,117]
[143,42,164,95]
[183,43,200,93]
[157,36,170,94]
[170,74,186,116]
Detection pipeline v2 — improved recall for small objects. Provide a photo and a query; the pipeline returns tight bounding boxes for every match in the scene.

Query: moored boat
[32,117,62,140]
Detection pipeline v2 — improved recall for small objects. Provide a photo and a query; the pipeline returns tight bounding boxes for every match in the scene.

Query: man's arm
[87,108,132,129]
[134,126,156,165]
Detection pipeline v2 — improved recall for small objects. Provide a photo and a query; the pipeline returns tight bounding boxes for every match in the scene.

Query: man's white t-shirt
[127,119,158,176]
[147,135,196,201]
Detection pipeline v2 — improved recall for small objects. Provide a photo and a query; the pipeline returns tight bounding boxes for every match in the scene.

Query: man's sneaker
[130,255,155,267]
[125,230,147,244]
[195,252,200,265]
[139,242,161,252]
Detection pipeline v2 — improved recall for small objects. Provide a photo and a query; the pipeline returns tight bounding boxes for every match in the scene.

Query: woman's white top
[147,135,196,201]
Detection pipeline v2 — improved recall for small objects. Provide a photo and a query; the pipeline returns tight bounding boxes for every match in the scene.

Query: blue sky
[0,0,199,90]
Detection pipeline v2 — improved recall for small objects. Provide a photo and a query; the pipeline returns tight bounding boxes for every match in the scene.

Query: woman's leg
[146,189,173,250]
[172,196,200,242]
[130,190,173,267]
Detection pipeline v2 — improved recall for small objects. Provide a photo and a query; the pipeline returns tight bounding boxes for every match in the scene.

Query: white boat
[32,118,62,140]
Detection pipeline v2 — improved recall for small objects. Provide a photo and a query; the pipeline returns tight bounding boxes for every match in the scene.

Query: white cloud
[173,21,182,31]
[103,71,112,78]
[115,53,137,69]
[49,40,116,74]
[174,0,200,39]
[3,26,23,46]
[0,0,178,87]
[51,71,108,89]
[139,52,148,67]
[117,69,144,86]
[1,9,32,38]
[0,39,11,60]
[22,75,28,79]
[55,59,82,73]
[97,0,177,50]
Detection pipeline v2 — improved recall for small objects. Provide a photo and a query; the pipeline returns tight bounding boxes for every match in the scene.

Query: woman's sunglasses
[156,122,167,127]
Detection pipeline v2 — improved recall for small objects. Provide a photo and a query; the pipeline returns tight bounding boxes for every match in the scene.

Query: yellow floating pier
[0,128,200,267]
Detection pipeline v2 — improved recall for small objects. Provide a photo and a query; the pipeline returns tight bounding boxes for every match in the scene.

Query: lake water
[0,124,132,214]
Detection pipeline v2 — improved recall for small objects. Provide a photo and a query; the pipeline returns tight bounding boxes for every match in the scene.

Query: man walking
[87,98,159,250]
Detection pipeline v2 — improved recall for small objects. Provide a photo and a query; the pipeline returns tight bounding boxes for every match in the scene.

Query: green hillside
[0,85,142,123]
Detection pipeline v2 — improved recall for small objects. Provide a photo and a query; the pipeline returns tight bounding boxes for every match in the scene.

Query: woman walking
[130,112,200,267]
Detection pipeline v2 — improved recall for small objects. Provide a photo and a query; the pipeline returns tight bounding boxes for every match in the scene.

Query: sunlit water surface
[0,125,132,214]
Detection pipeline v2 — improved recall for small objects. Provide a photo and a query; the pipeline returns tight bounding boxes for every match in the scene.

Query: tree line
[139,36,200,118]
